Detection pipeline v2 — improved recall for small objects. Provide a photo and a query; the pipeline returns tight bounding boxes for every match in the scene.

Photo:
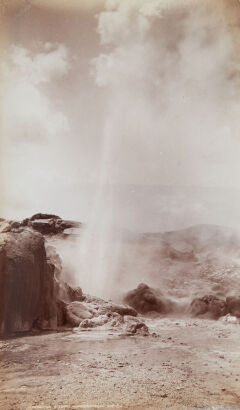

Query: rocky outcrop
[0,214,85,335]
[0,228,58,334]
[124,283,175,314]
[2,214,81,236]
[79,313,123,329]
[98,303,137,317]
[190,295,227,319]
[64,298,138,328]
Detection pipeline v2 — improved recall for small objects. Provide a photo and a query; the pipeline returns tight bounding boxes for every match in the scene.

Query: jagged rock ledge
[1,213,82,236]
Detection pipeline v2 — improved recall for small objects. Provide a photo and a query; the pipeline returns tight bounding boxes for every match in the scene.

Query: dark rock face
[124,283,175,314]
[190,295,227,319]
[0,228,58,334]
[27,218,78,235]
[226,296,240,318]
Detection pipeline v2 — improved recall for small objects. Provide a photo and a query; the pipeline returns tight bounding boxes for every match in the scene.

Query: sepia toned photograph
[0,0,240,408]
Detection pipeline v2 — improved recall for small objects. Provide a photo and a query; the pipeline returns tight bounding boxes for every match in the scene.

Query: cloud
[9,43,69,84]
[91,0,240,188]
[97,0,196,45]
[98,0,160,45]
[1,42,71,218]
[2,43,70,142]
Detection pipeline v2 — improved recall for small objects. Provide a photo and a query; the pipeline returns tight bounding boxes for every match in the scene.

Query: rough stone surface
[98,302,137,317]
[124,283,175,314]
[125,321,149,335]
[190,295,227,319]
[3,214,81,236]
[65,302,93,327]
[0,228,57,334]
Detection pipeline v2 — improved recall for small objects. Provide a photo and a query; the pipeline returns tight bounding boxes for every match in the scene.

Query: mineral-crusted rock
[65,302,93,327]
[98,302,137,317]
[79,314,110,328]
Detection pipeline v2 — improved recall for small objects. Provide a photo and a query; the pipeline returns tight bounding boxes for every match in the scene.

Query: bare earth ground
[0,318,240,409]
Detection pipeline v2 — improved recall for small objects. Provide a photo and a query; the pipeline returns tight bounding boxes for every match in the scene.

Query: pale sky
[1,0,240,230]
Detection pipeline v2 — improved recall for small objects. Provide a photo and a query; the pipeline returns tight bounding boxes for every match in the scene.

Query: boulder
[125,322,149,335]
[226,296,240,318]
[124,315,149,335]
[79,314,110,328]
[98,302,137,317]
[79,312,126,329]
[124,283,175,314]
[0,228,58,334]
[65,302,93,327]
[190,295,227,319]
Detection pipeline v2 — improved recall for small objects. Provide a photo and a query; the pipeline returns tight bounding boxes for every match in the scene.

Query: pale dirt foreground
[0,318,240,409]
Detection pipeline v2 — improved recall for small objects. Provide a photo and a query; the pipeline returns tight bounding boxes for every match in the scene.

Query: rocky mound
[190,295,240,319]
[124,283,240,321]
[124,283,175,314]
[64,296,138,328]
[190,295,227,319]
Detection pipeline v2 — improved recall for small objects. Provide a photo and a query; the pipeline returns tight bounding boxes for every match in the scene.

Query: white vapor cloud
[92,0,240,188]
[98,0,194,45]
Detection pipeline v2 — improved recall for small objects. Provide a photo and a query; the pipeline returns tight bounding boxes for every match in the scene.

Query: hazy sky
[1,0,240,230]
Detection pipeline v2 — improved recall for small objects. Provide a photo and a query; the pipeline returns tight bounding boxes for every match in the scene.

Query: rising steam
[69,0,240,299]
